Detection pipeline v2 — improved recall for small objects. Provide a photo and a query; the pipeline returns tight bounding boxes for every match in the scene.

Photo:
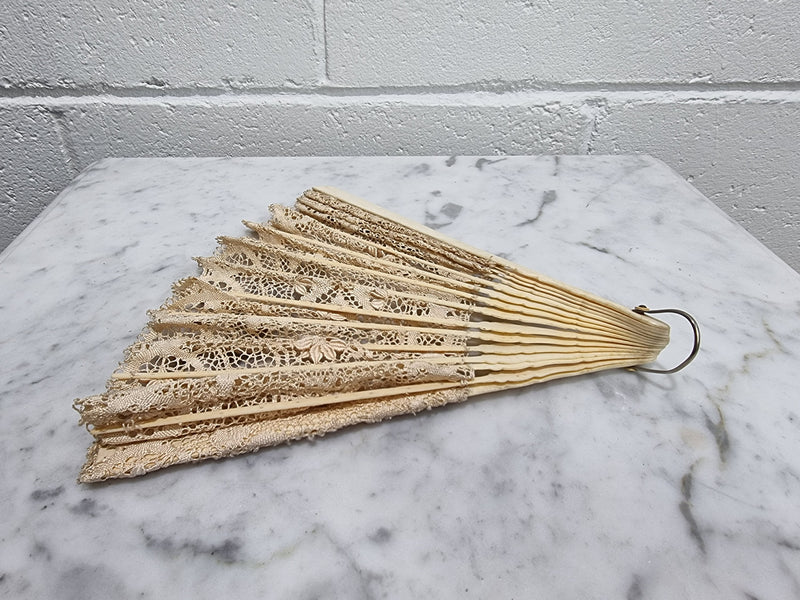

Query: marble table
[1,156,798,599]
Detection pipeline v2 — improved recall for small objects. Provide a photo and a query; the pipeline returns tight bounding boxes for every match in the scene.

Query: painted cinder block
[326,0,800,87]
[58,99,591,159]
[1,0,322,90]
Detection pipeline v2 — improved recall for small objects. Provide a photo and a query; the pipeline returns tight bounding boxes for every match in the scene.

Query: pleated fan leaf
[74,186,669,482]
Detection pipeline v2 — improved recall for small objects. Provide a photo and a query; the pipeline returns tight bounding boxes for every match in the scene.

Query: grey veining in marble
[1,156,799,599]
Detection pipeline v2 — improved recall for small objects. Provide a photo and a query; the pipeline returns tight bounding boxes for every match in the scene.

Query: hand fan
[74,187,697,482]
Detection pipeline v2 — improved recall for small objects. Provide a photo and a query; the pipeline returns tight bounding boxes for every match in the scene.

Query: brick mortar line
[2,89,800,108]
[2,79,800,99]
[583,100,611,155]
[322,0,330,82]
[45,108,82,177]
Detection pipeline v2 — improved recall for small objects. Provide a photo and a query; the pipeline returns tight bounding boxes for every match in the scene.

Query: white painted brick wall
[2,0,798,270]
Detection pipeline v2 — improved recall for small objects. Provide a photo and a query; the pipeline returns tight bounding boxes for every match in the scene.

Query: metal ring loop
[631,306,701,374]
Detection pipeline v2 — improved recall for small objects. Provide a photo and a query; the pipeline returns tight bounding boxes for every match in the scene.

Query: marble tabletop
[1,156,798,599]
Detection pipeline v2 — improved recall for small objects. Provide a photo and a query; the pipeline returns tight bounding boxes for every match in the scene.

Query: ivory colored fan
[75,187,692,482]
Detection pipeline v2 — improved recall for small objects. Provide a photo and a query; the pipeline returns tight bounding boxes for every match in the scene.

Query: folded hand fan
[74,187,697,482]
